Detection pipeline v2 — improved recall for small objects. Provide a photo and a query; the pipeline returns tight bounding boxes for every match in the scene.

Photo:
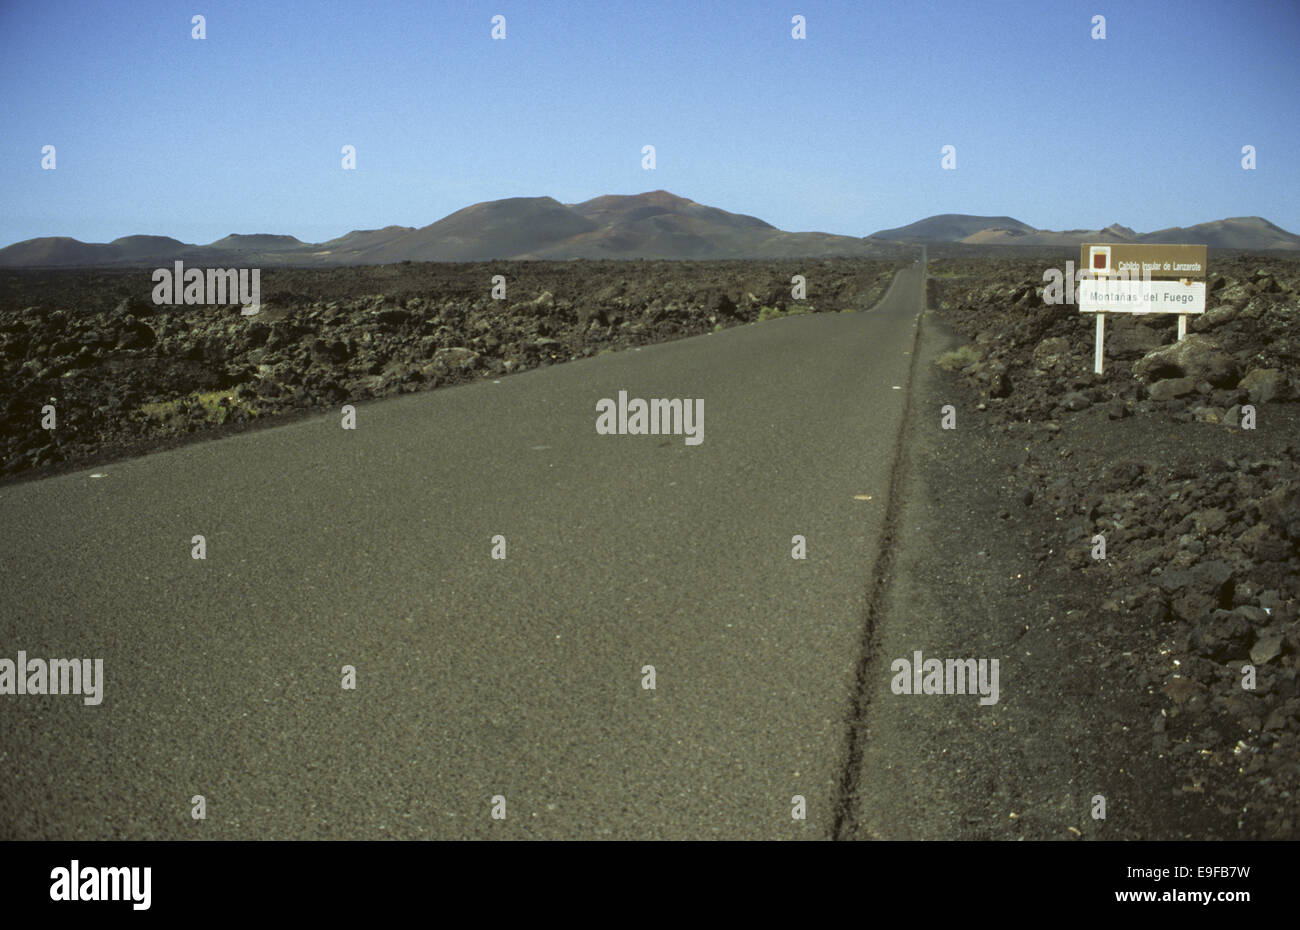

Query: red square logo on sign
[1088,246,1111,274]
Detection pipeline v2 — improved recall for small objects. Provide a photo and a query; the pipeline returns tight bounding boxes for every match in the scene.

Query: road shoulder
[851,307,1253,840]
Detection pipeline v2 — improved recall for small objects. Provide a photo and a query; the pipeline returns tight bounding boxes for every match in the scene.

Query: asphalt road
[0,263,925,839]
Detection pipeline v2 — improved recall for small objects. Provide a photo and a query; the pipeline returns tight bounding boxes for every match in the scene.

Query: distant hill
[313,225,418,261]
[1138,217,1300,250]
[957,224,1140,247]
[385,196,600,261]
[868,214,1036,242]
[205,234,308,252]
[869,214,1300,250]
[0,237,112,266]
[2,195,1296,267]
[0,191,894,266]
[325,191,870,262]
[108,235,188,260]
[572,190,774,231]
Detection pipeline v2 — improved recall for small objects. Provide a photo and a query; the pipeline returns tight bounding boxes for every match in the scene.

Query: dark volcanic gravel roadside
[889,256,1299,838]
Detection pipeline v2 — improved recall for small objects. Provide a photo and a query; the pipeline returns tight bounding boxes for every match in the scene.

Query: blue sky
[2,0,1297,247]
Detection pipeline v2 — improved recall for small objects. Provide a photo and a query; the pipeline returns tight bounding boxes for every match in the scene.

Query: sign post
[1095,311,1105,373]
[1078,243,1207,374]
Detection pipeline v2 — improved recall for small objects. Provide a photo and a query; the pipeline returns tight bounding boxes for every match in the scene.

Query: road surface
[0,263,926,839]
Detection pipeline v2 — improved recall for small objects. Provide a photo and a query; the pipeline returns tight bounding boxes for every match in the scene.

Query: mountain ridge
[3,193,1297,267]
[872,213,1300,250]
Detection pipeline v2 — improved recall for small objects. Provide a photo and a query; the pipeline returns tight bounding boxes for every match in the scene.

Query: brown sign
[1080,243,1207,279]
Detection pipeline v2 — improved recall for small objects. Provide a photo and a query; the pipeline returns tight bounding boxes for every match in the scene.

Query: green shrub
[138,390,260,427]
[757,304,813,322]
[934,345,981,371]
